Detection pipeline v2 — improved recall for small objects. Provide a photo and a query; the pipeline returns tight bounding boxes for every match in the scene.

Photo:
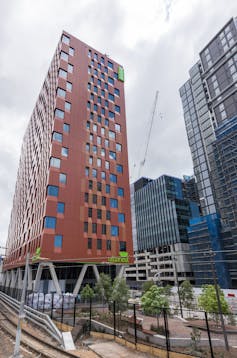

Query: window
[50,157,61,168]
[88,49,91,57]
[47,185,59,196]
[88,238,92,249]
[109,130,115,139]
[110,174,117,183]
[108,76,114,85]
[101,57,105,65]
[59,68,67,79]
[116,143,122,152]
[97,239,102,250]
[86,121,90,130]
[61,147,69,157]
[94,85,98,93]
[66,82,72,92]
[88,82,91,90]
[111,226,119,236]
[114,72,118,79]
[105,100,108,108]
[65,102,71,111]
[104,118,109,126]
[93,145,97,154]
[105,161,109,169]
[97,158,101,167]
[89,180,93,189]
[92,223,97,233]
[59,173,67,184]
[98,96,101,104]
[97,115,102,123]
[89,156,93,165]
[90,93,94,100]
[54,235,63,248]
[109,151,116,160]
[93,124,97,132]
[114,88,120,96]
[63,123,70,133]
[97,182,102,192]
[101,171,106,180]
[69,47,74,56]
[102,196,106,206]
[106,240,111,251]
[104,83,108,90]
[53,132,62,142]
[117,187,124,196]
[86,143,90,152]
[106,210,111,220]
[92,194,97,204]
[88,207,92,217]
[115,123,121,132]
[62,34,70,45]
[57,88,66,98]
[101,107,105,115]
[85,167,89,176]
[68,64,73,73]
[57,202,65,214]
[108,93,114,101]
[109,111,115,119]
[110,198,118,208]
[55,108,64,119]
[94,53,98,61]
[84,192,89,202]
[90,112,94,120]
[101,127,105,135]
[98,78,101,86]
[97,209,102,219]
[90,133,93,141]
[84,222,88,232]
[104,67,108,74]
[87,101,91,109]
[116,164,123,173]
[101,148,105,156]
[108,61,113,70]
[106,184,110,193]
[102,224,106,235]
[105,139,109,148]
[60,51,68,61]
[88,66,92,74]
[119,241,126,251]
[44,216,56,229]
[97,136,101,145]
[101,89,105,97]
[115,105,120,113]
[118,213,125,223]
[92,168,97,178]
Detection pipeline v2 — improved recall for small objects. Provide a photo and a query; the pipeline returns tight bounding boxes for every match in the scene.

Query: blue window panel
[109,111,115,119]
[105,83,108,90]
[108,93,114,101]
[104,119,109,126]
[117,187,124,197]
[97,115,102,123]
[101,108,105,115]
[118,213,125,223]
[108,61,114,70]
[59,173,67,184]
[54,235,63,248]
[101,73,105,80]
[109,151,116,160]
[110,198,118,208]
[98,79,101,86]
[115,105,120,113]
[59,68,67,79]
[105,100,108,108]
[94,85,98,93]
[55,109,64,119]
[101,57,105,65]
[47,185,59,196]
[63,124,70,133]
[44,216,56,229]
[61,147,68,157]
[116,164,123,173]
[108,77,114,85]
[104,67,108,74]
[53,132,62,142]
[57,88,66,98]
[110,174,117,183]
[66,81,72,91]
[114,72,118,79]
[85,167,89,176]
[90,112,94,120]
[101,89,105,97]
[101,171,106,180]
[106,184,110,194]
[114,88,120,96]
[87,101,91,109]
[119,241,126,251]
[92,169,97,178]
[88,83,91,90]
[60,51,68,61]
[62,35,70,45]
[98,64,101,70]
[94,104,98,111]
[111,226,119,236]
[57,202,65,213]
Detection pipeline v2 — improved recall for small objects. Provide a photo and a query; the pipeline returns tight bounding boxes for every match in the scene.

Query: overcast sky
[0,0,236,251]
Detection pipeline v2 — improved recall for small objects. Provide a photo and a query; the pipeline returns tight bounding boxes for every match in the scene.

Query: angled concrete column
[117,265,126,279]
[73,265,88,296]
[6,271,11,288]
[92,265,100,282]
[48,262,61,295]
[17,268,23,289]
[10,269,17,288]
[34,264,43,292]
[27,265,33,290]
[1,271,6,287]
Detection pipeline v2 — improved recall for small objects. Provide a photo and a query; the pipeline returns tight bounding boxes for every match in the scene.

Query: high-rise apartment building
[125,175,199,286]
[180,18,237,288]
[3,32,133,293]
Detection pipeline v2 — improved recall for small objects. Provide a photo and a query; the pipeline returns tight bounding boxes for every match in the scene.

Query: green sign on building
[118,66,124,82]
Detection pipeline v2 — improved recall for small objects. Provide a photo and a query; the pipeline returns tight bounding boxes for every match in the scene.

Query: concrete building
[179,17,237,288]
[125,175,199,286]
[2,32,133,294]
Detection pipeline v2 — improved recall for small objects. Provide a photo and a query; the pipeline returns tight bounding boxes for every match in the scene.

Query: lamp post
[172,255,183,318]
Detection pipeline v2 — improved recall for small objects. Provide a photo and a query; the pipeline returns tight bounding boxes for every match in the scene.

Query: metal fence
[1,285,237,357]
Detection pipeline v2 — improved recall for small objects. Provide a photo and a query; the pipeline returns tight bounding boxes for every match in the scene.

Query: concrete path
[88,340,154,357]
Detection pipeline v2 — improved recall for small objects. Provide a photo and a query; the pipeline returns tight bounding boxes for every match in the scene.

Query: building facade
[180,17,237,288]
[3,32,133,293]
[125,175,199,286]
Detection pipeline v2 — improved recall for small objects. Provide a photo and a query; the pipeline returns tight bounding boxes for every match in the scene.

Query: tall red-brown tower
[3,32,133,292]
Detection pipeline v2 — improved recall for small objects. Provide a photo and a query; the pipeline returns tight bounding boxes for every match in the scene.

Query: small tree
[162,285,172,297]
[198,285,229,324]
[141,285,169,329]
[80,284,95,302]
[142,280,154,293]
[179,280,194,309]
[94,273,113,303]
[111,277,130,314]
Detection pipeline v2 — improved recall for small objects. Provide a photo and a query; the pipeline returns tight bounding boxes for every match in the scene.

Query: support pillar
[117,265,126,279]
[92,265,100,282]
[48,262,61,295]
[34,262,61,295]
[73,265,88,296]
[17,268,23,289]
[34,264,43,292]
[6,271,11,288]
[27,265,33,291]
[10,270,17,288]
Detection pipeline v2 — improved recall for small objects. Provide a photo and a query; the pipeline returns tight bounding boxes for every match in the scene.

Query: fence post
[204,311,214,358]
[163,308,170,358]
[51,292,54,319]
[43,293,45,313]
[37,293,40,311]
[89,296,92,333]
[113,301,116,338]
[32,291,34,308]
[73,297,77,327]
[133,303,137,347]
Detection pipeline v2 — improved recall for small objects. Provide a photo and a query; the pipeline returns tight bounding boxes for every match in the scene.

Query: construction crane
[137,90,159,178]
